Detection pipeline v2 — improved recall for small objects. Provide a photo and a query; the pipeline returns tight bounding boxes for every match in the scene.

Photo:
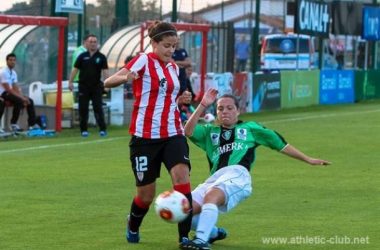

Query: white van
[260,34,314,71]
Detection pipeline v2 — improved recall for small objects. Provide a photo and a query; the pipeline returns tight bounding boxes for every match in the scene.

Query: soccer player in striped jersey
[181,88,331,250]
[104,21,193,246]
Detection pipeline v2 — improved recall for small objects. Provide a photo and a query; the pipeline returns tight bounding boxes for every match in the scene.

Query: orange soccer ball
[154,190,190,223]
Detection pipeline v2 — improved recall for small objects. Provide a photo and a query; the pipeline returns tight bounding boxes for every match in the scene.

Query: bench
[1,103,56,132]
[29,81,112,128]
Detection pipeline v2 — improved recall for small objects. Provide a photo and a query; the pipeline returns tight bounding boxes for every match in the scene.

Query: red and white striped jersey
[125,52,183,139]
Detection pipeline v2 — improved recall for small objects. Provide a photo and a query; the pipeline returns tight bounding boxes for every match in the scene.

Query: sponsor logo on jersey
[210,133,220,145]
[222,130,232,140]
[237,128,247,140]
[212,142,248,159]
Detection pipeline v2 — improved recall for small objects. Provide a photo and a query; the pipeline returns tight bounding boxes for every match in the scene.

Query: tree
[4,0,159,27]
[5,0,50,16]
[129,0,159,24]
[5,2,34,15]
[94,0,115,27]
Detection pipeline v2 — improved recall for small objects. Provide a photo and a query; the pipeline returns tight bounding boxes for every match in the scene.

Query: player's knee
[192,201,202,214]
[170,164,190,184]
[136,185,156,205]
[204,188,225,206]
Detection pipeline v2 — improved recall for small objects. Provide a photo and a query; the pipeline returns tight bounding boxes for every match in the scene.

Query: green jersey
[72,45,87,82]
[189,121,288,175]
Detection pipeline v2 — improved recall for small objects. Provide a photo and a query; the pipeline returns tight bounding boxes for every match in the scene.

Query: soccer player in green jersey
[180,88,331,250]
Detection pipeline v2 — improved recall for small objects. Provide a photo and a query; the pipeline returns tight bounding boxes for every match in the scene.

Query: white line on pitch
[260,109,380,124]
[0,137,125,154]
[1,108,379,154]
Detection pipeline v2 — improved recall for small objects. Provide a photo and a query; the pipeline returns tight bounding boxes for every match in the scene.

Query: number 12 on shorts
[135,156,148,171]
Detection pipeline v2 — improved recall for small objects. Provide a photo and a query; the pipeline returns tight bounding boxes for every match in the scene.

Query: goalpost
[140,21,210,98]
[0,15,68,132]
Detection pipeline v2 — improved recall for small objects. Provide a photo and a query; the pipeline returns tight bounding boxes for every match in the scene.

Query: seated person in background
[172,35,192,91]
[185,65,196,100]
[122,55,135,99]
[179,65,196,122]
[0,97,5,133]
[0,53,40,132]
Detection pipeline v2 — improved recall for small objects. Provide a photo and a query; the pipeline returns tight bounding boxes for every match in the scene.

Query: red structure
[0,15,68,131]
[140,21,210,97]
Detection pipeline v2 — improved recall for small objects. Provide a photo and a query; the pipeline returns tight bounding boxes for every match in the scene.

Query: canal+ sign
[295,0,331,38]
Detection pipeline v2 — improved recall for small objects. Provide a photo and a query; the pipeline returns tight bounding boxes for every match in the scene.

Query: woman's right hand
[126,71,139,82]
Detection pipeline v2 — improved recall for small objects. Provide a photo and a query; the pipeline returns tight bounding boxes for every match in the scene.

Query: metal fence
[4,0,380,92]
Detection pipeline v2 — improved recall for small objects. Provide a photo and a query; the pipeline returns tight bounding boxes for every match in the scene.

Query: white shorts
[192,165,252,214]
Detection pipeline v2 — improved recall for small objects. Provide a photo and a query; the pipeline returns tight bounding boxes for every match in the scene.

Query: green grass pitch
[1,101,379,250]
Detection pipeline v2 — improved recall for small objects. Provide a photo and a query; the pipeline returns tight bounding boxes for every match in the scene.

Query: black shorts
[129,135,191,186]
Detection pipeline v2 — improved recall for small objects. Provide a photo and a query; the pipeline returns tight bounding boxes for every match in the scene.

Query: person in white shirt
[0,53,39,132]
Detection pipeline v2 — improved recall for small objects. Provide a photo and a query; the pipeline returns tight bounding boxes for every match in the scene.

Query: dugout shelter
[101,21,210,97]
[0,15,68,131]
